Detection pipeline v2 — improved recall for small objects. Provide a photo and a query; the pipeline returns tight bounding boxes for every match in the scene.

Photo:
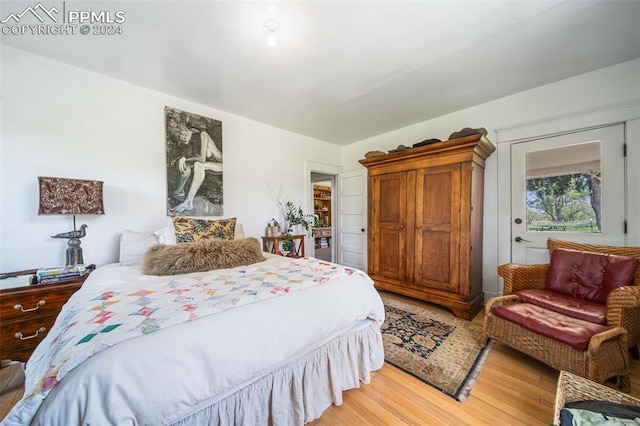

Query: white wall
[2,45,639,301]
[0,46,341,271]
[343,59,640,299]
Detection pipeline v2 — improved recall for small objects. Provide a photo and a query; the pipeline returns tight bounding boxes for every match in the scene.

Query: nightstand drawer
[0,314,55,353]
[0,282,82,321]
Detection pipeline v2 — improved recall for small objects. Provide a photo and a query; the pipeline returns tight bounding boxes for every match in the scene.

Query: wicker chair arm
[497,263,549,295]
[481,295,520,347]
[607,286,640,348]
[588,326,628,355]
[608,286,640,311]
[588,326,629,389]
[484,295,519,316]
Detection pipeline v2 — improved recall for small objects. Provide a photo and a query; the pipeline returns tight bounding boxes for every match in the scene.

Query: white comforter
[3,256,384,425]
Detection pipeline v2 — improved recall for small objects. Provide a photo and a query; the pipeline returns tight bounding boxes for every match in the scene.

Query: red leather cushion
[515,289,606,324]
[492,303,610,351]
[546,248,639,303]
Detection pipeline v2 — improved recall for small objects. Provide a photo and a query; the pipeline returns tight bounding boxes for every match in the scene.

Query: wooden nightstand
[0,267,93,362]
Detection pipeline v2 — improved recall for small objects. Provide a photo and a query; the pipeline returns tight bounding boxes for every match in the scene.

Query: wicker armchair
[553,370,640,425]
[483,238,640,392]
[500,239,640,353]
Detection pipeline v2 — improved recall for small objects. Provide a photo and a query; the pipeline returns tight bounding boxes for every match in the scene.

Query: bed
[2,243,385,425]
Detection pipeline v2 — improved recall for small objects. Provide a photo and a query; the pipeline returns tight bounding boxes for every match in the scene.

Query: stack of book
[36,265,86,284]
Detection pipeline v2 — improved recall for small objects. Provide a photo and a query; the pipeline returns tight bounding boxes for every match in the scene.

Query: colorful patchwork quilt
[22,258,364,407]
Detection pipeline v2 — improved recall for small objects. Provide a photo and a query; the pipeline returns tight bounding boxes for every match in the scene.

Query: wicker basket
[553,370,640,425]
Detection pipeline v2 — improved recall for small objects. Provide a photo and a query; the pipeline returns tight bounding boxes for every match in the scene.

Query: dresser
[360,134,495,319]
[0,270,92,362]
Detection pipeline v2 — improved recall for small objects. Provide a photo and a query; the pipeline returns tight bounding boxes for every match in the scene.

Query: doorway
[311,172,336,262]
[510,124,626,264]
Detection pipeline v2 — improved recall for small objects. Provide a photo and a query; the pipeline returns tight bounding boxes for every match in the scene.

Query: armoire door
[414,164,461,292]
[369,171,407,281]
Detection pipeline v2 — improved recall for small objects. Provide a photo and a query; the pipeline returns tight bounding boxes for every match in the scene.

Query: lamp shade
[38,177,105,215]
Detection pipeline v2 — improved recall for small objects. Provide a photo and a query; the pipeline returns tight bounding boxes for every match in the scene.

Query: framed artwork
[165,107,223,216]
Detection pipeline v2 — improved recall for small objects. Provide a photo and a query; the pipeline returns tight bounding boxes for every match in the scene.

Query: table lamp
[38,177,105,266]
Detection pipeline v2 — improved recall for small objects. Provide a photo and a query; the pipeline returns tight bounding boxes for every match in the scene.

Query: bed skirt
[171,320,384,426]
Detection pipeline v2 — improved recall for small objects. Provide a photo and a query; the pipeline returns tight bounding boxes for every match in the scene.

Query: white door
[338,170,367,269]
[511,125,626,264]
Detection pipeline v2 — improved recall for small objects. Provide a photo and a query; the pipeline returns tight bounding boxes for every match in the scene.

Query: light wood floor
[3,292,639,424]
[310,291,640,426]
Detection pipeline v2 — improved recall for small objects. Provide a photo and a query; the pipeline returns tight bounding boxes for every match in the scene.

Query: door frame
[305,161,343,259]
[493,101,640,298]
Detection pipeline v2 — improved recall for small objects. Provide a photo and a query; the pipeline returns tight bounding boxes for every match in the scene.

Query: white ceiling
[2,0,639,145]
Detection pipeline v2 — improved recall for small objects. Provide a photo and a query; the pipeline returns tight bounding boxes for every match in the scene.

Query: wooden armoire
[359,134,495,320]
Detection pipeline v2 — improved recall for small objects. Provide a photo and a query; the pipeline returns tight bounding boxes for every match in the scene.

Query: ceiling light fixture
[264,19,279,48]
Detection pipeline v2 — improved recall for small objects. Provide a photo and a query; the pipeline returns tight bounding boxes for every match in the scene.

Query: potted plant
[281,238,293,255]
[283,201,311,235]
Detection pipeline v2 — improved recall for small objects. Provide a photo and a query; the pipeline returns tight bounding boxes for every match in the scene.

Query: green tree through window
[526,171,601,233]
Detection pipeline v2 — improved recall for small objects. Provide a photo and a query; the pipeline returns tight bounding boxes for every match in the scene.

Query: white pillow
[234,223,246,239]
[154,225,177,245]
[119,230,159,265]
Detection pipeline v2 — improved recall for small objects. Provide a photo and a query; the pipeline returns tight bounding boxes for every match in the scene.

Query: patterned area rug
[381,295,492,402]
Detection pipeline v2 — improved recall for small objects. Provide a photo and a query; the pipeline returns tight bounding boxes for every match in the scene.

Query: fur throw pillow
[143,237,266,276]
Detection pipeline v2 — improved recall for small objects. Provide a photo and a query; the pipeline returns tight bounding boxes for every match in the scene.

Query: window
[525,141,601,233]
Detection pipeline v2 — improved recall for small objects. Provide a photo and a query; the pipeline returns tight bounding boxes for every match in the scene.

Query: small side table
[262,235,305,258]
